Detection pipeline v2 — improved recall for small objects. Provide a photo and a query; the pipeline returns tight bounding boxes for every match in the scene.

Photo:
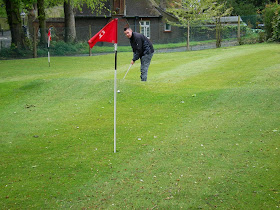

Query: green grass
[0,43,279,209]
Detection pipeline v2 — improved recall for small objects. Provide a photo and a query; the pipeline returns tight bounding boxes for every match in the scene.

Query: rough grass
[0,43,279,209]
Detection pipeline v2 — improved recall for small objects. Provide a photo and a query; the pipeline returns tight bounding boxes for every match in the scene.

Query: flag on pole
[88,18,118,48]
[88,18,118,153]
[47,28,51,67]
[48,28,51,47]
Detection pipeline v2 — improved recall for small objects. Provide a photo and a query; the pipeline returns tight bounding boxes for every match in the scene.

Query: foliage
[0,44,280,209]
[263,3,280,41]
[239,29,265,44]
[227,0,272,15]
[167,0,233,49]
[167,0,214,28]
[0,0,7,17]
[271,7,280,41]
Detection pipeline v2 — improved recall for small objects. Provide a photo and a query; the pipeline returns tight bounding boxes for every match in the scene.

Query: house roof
[75,0,162,18]
[125,0,161,18]
[220,16,243,23]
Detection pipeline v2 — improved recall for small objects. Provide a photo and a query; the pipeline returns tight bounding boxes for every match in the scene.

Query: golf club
[123,64,132,79]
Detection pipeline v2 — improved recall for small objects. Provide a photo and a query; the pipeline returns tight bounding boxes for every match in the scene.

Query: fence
[0,15,264,59]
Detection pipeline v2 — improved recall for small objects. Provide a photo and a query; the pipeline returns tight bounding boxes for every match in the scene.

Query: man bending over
[124,27,154,81]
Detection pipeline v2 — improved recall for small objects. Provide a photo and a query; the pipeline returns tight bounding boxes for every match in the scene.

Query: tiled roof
[75,0,162,18]
[125,0,161,17]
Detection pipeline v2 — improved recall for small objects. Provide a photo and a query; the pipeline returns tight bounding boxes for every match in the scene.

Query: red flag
[48,29,51,41]
[88,18,118,49]
[48,28,51,47]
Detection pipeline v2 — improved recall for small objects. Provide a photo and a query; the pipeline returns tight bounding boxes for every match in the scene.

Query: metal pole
[114,43,117,153]
[123,64,132,79]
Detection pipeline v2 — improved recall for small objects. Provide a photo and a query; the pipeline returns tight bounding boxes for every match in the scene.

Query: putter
[123,64,132,79]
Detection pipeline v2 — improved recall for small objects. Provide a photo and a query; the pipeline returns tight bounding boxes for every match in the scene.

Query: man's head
[124,27,133,39]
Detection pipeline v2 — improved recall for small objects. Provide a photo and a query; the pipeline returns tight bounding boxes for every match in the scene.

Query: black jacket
[130,32,154,61]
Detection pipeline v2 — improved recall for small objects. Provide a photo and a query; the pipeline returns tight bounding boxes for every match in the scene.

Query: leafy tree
[0,0,7,17]
[167,0,215,50]
[207,1,232,48]
[37,0,47,45]
[263,2,280,41]
[167,0,232,49]
[227,0,275,16]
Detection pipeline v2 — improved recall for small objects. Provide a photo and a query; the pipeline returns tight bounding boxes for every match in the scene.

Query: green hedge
[263,3,280,41]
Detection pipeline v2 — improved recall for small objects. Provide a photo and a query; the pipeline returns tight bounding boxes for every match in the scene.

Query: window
[140,21,150,39]
[164,23,171,32]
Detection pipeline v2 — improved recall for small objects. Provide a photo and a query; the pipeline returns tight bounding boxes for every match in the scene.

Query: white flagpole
[114,43,117,153]
[48,29,51,67]
[48,51,50,67]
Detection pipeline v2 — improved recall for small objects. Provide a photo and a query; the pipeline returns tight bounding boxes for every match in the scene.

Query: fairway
[0,43,279,209]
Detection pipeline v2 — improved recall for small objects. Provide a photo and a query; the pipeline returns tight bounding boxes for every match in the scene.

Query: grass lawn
[0,43,279,209]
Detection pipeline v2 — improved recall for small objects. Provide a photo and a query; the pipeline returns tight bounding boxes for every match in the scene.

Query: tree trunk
[216,17,222,48]
[64,0,76,43]
[4,0,25,49]
[37,0,47,46]
[28,5,36,40]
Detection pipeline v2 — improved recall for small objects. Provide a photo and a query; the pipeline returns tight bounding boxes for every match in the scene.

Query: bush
[0,44,33,59]
[263,3,280,41]
[0,41,89,59]
[41,41,88,56]
[271,10,280,42]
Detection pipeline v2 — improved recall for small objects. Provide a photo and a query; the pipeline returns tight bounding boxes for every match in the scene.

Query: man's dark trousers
[140,53,153,81]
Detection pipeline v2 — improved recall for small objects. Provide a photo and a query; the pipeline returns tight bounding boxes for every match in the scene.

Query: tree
[207,1,232,48]
[263,2,280,41]
[167,0,213,50]
[167,0,232,50]
[63,0,107,43]
[227,0,274,16]
[3,0,26,49]
[38,0,47,45]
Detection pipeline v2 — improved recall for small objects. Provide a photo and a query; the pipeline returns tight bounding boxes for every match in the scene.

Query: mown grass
[0,43,279,209]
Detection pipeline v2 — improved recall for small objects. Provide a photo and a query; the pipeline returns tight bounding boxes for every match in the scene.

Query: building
[74,0,185,45]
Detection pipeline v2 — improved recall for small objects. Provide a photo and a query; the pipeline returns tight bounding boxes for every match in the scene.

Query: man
[124,27,154,81]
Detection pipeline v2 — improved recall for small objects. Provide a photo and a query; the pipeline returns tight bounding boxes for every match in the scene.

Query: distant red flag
[88,18,118,49]
[48,29,51,41]
[48,28,51,47]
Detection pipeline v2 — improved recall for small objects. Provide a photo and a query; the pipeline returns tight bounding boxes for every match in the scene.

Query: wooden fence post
[238,15,241,45]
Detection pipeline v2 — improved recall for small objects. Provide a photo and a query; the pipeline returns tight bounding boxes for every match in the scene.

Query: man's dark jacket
[130,32,154,62]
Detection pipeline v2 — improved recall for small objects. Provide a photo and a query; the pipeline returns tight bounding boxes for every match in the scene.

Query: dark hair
[124,27,132,31]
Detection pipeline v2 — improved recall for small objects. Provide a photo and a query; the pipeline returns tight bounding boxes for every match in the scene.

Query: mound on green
[0,43,279,209]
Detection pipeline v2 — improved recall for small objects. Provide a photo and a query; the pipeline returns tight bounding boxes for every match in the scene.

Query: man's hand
[131,60,135,65]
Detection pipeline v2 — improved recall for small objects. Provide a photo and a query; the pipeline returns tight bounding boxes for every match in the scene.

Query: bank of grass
[0,43,279,209]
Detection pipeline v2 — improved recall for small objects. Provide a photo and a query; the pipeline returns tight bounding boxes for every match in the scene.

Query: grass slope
[0,43,279,209]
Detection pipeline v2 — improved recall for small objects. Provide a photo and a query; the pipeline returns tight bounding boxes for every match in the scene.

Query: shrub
[271,10,280,42]
[263,3,280,41]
